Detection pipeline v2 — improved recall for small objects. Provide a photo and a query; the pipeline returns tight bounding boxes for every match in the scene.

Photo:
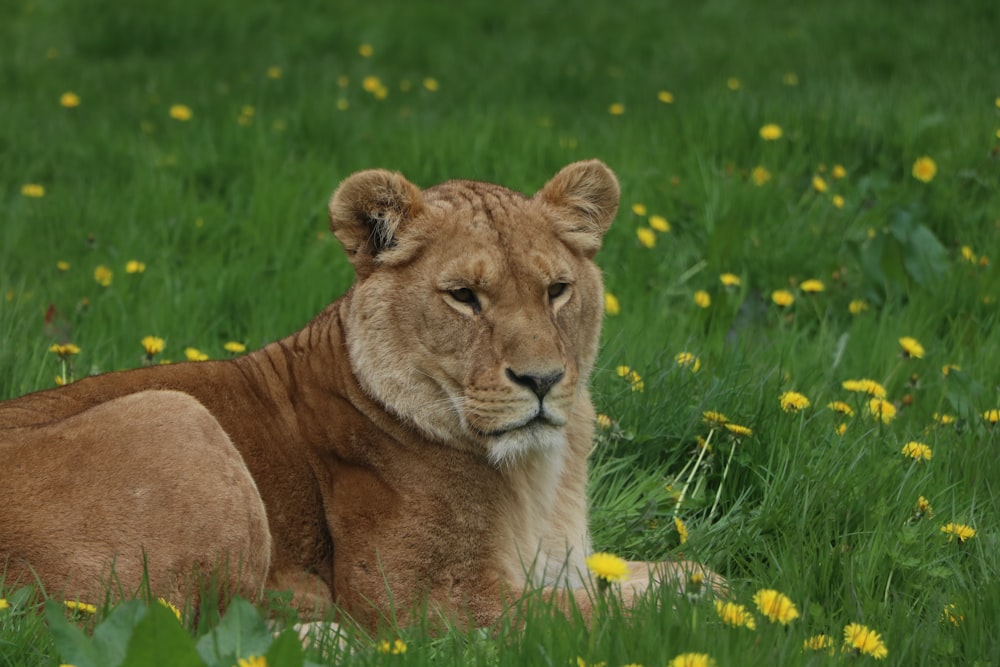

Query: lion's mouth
[485,407,564,438]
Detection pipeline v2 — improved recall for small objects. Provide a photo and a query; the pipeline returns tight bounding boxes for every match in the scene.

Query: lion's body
[0,161,703,628]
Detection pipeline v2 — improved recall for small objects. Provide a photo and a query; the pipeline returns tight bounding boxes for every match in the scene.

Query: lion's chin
[486,423,567,468]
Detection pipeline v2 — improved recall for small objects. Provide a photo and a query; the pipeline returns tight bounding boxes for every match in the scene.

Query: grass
[2,0,999,664]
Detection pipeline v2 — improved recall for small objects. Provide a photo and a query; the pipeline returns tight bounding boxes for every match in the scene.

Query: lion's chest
[322,446,516,620]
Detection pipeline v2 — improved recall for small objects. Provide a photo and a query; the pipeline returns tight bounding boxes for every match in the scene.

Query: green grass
[2,0,1000,664]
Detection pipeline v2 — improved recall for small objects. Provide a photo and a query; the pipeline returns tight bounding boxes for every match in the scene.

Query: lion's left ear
[328,169,425,277]
[534,160,620,258]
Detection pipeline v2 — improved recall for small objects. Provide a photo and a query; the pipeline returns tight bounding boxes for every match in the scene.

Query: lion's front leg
[622,559,728,602]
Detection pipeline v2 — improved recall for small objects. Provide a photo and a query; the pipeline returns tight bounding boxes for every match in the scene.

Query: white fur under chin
[487,426,567,468]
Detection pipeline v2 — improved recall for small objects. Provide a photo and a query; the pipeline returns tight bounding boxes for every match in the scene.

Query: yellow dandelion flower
[848,299,869,315]
[961,246,977,263]
[812,175,828,193]
[675,351,701,373]
[693,290,711,308]
[915,495,934,518]
[781,72,799,86]
[616,365,644,392]
[832,164,847,179]
[835,422,848,435]
[336,98,349,111]
[751,165,771,186]
[224,341,247,354]
[358,43,374,57]
[942,603,964,626]
[595,413,612,429]
[726,77,741,90]
[843,378,887,398]
[779,391,810,413]
[868,398,897,424]
[585,552,630,583]
[184,347,208,361]
[982,409,999,425]
[636,227,656,248]
[668,653,714,667]
[901,441,932,461]
[898,336,925,359]
[21,183,45,198]
[49,343,81,357]
[771,289,795,307]
[674,516,688,544]
[125,260,146,274]
[703,411,729,425]
[800,279,825,293]
[422,77,439,92]
[715,600,756,630]
[933,412,955,425]
[57,260,70,271]
[759,123,782,140]
[237,656,267,667]
[828,401,855,417]
[608,103,625,115]
[375,638,407,655]
[832,194,845,209]
[631,203,647,216]
[142,336,165,356]
[94,265,113,287]
[362,75,382,93]
[169,104,193,121]
[753,589,799,624]
[266,65,283,79]
[941,522,975,542]
[658,90,674,104]
[60,91,80,108]
[724,423,753,438]
[803,634,834,653]
[843,622,888,659]
[0,599,8,610]
[912,156,937,183]
[649,215,670,232]
[604,292,620,316]
[64,600,97,614]
[719,272,741,287]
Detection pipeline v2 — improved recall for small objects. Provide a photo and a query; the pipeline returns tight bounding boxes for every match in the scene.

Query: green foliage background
[2,0,999,665]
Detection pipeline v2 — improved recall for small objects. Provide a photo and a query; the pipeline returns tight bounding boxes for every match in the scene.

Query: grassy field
[2,0,999,664]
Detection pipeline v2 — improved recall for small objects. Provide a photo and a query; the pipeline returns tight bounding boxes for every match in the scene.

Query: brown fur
[0,160,713,628]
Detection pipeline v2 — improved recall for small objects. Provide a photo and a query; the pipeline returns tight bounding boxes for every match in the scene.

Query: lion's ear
[534,160,620,258]
[328,169,424,277]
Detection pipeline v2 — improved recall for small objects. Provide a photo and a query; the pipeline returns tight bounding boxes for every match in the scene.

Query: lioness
[0,160,709,629]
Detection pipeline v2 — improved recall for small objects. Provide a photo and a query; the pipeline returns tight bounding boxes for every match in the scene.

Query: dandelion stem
[709,438,737,520]
[675,429,713,516]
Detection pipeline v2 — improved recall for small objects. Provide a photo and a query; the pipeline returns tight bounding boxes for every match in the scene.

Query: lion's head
[328,160,618,465]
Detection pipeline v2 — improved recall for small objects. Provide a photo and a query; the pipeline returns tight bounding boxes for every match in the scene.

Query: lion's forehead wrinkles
[424,182,533,235]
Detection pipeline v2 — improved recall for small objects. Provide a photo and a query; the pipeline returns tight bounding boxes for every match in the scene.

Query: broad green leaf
[195,598,272,666]
[120,601,204,667]
[91,600,148,667]
[266,628,305,667]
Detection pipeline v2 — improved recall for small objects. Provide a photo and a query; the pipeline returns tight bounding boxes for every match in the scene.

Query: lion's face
[329,161,618,465]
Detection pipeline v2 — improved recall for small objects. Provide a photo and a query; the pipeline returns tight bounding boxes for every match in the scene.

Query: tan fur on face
[0,161,719,629]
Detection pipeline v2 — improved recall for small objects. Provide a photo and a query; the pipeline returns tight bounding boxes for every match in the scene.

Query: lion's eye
[547,282,570,301]
[448,287,481,312]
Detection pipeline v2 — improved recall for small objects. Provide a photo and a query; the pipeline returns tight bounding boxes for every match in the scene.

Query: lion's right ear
[328,169,424,277]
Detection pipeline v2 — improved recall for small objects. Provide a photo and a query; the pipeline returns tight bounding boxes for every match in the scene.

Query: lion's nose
[506,368,565,400]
